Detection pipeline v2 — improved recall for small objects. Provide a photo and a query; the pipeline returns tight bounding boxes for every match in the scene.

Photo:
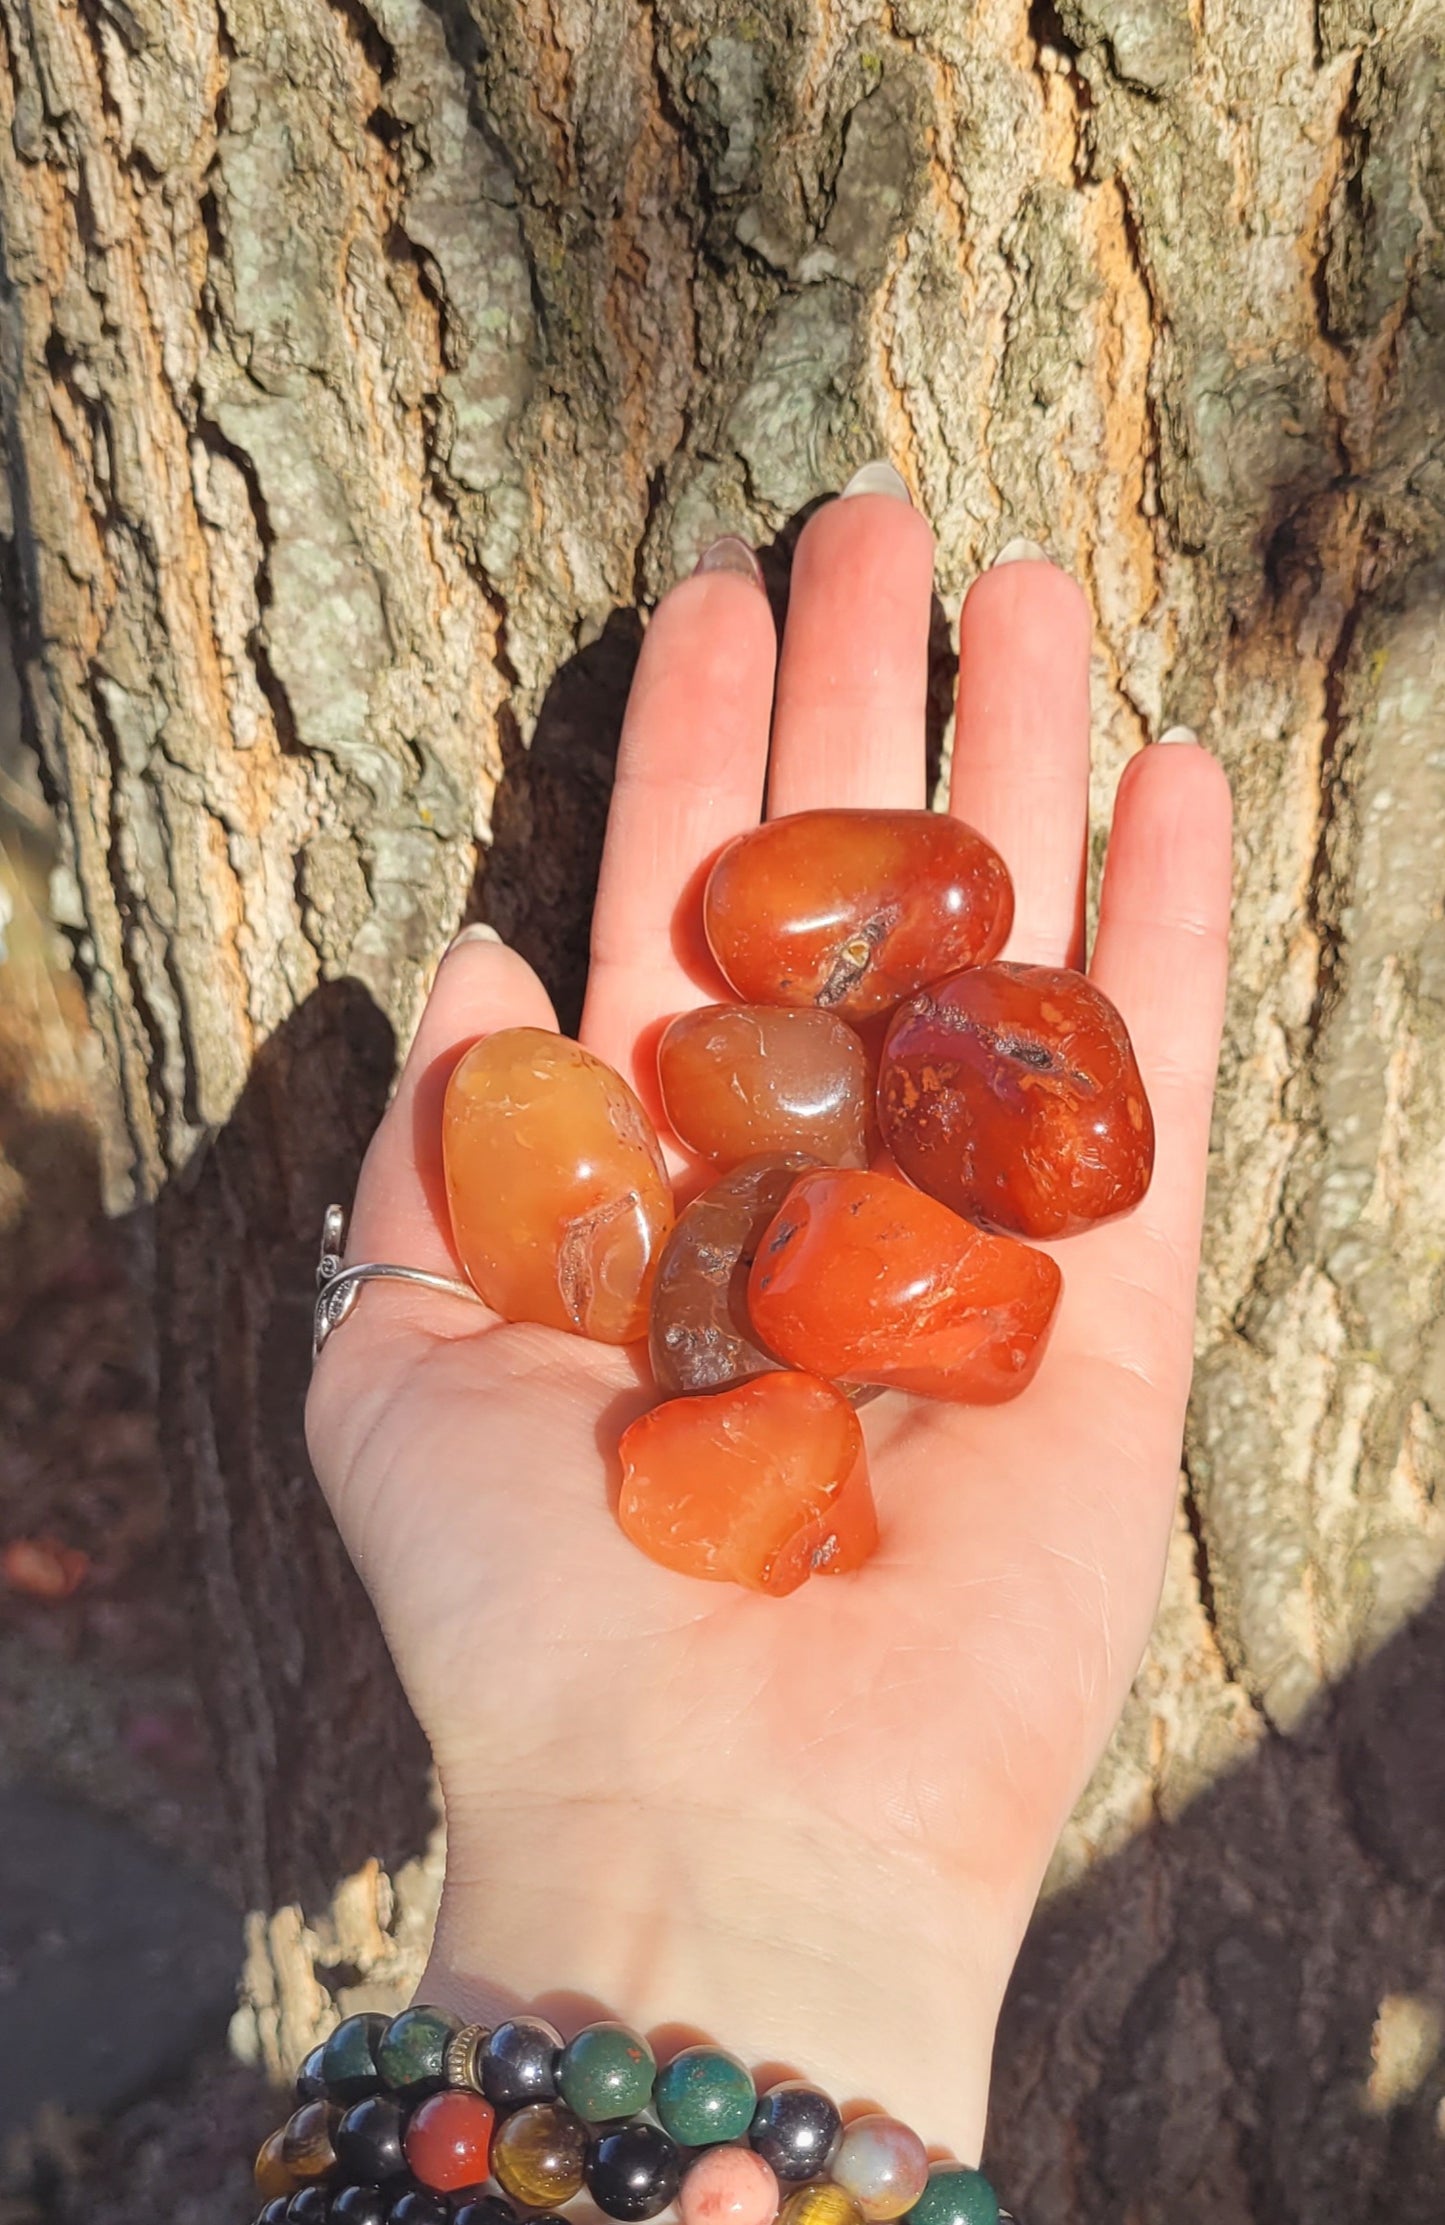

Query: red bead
[404,2091,496,2193]
[878,963,1154,1238]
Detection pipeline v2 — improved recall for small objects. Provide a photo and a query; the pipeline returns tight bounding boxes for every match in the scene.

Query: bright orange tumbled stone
[748,1169,1061,1402]
[618,1372,878,1594]
[703,809,1013,1020]
[404,2090,496,2192]
[658,1003,870,1168]
[443,1027,673,1343]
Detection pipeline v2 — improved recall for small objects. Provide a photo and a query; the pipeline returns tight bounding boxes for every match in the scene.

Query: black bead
[479,2015,563,2111]
[453,2203,521,2225]
[336,2095,408,2183]
[331,2191,388,2225]
[586,2123,682,2221]
[748,2080,843,2181]
[257,2204,292,2225]
[295,2043,331,2104]
[388,2194,449,2225]
[286,2192,330,2224]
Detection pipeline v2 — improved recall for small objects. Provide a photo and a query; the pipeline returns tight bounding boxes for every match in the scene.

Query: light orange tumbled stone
[443,1027,674,1343]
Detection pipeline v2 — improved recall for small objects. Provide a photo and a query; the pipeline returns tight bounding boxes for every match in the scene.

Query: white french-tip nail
[447,921,503,953]
[992,535,1049,567]
[1157,724,1199,746]
[841,459,911,502]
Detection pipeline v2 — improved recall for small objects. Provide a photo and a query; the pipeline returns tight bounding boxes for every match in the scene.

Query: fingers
[346,930,558,1276]
[1084,738,1234,1327]
[766,484,936,815]
[949,555,1093,968]
[581,558,776,1087]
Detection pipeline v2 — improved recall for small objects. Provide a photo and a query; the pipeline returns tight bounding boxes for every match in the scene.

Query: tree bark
[1,0,1443,2216]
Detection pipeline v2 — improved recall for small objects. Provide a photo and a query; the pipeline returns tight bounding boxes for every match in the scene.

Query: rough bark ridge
[1,0,1442,2217]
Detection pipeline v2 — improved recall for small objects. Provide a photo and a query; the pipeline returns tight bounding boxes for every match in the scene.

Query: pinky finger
[1088,740,1233,1308]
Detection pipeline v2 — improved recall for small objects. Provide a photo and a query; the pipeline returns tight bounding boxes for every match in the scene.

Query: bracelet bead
[285,2191,329,2223]
[282,2101,341,2183]
[678,2142,780,2225]
[323,2014,392,2105]
[294,2044,330,2104]
[748,2081,843,2182]
[404,2090,496,2193]
[480,2016,564,2110]
[490,2100,590,2207]
[331,2190,388,2224]
[902,2165,1000,2225]
[653,2045,756,2145]
[255,2202,290,2225]
[445,2023,492,2094]
[336,2096,408,2183]
[254,2129,296,2201]
[585,2122,683,2221]
[454,2201,529,2225]
[557,2022,657,2123]
[389,2192,450,2224]
[378,2005,463,2101]
[830,2115,930,2221]
[777,2185,864,2225]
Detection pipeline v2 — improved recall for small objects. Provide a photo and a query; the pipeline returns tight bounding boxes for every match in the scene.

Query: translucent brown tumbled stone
[703,809,1013,1020]
[443,1028,674,1343]
[649,1154,818,1396]
[658,1004,870,1167]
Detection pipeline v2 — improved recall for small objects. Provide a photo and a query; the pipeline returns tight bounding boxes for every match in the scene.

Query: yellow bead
[778,2186,865,2225]
[491,2101,589,2208]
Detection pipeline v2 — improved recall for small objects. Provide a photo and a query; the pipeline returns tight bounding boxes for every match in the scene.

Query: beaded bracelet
[251,2006,1014,2225]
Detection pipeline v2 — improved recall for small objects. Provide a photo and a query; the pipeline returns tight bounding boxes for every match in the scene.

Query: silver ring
[313,1203,485,1359]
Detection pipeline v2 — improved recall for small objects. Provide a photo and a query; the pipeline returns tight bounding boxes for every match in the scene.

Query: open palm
[306,488,1232,2155]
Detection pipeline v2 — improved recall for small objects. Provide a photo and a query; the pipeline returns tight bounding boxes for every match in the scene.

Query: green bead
[321,2012,391,2104]
[556,2021,656,2123]
[653,2046,756,2145]
[904,2166,999,2225]
[377,2004,462,2098]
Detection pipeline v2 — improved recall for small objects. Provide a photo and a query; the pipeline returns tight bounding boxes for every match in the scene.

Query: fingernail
[841,460,911,502]
[992,535,1049,567]
[446,921,503,953]
[694,535,765,588]
[1157,724,1199,746]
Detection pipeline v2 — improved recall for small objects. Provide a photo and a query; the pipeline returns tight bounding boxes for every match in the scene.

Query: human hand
[305,483,1232,2162]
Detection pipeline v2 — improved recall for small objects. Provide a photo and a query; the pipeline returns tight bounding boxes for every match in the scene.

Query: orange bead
[748,1169,1061,1403]
[703,809,1012,1020]
[254,2129,297,2200]
[658,1004,870,1167]
[404,2089,496,2192]
[443,1027,673,1343]
[618,1372,878,1594]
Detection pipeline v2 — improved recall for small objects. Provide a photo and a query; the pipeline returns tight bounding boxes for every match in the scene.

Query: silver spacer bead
[444,2022,491,2092]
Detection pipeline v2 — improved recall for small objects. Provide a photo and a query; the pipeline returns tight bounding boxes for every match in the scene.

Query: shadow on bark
[990,1572,1445,2225]
[154,977,433,1916]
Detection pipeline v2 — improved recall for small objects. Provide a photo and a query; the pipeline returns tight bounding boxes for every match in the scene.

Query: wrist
[421,1787,1024,2165]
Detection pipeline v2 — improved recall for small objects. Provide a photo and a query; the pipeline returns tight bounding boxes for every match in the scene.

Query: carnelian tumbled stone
[617,1372,878,1594]
[878,963,1155,1238]
[658,1004,869,1167]
[703,809,1013,1021]
[649,1154,816,1396]
[748,1169,1061,1402]
[443,1028,673,1342]
[404,2090,495,2192]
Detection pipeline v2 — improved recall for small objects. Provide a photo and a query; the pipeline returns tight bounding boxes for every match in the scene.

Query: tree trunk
[1,0,1442,2215]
